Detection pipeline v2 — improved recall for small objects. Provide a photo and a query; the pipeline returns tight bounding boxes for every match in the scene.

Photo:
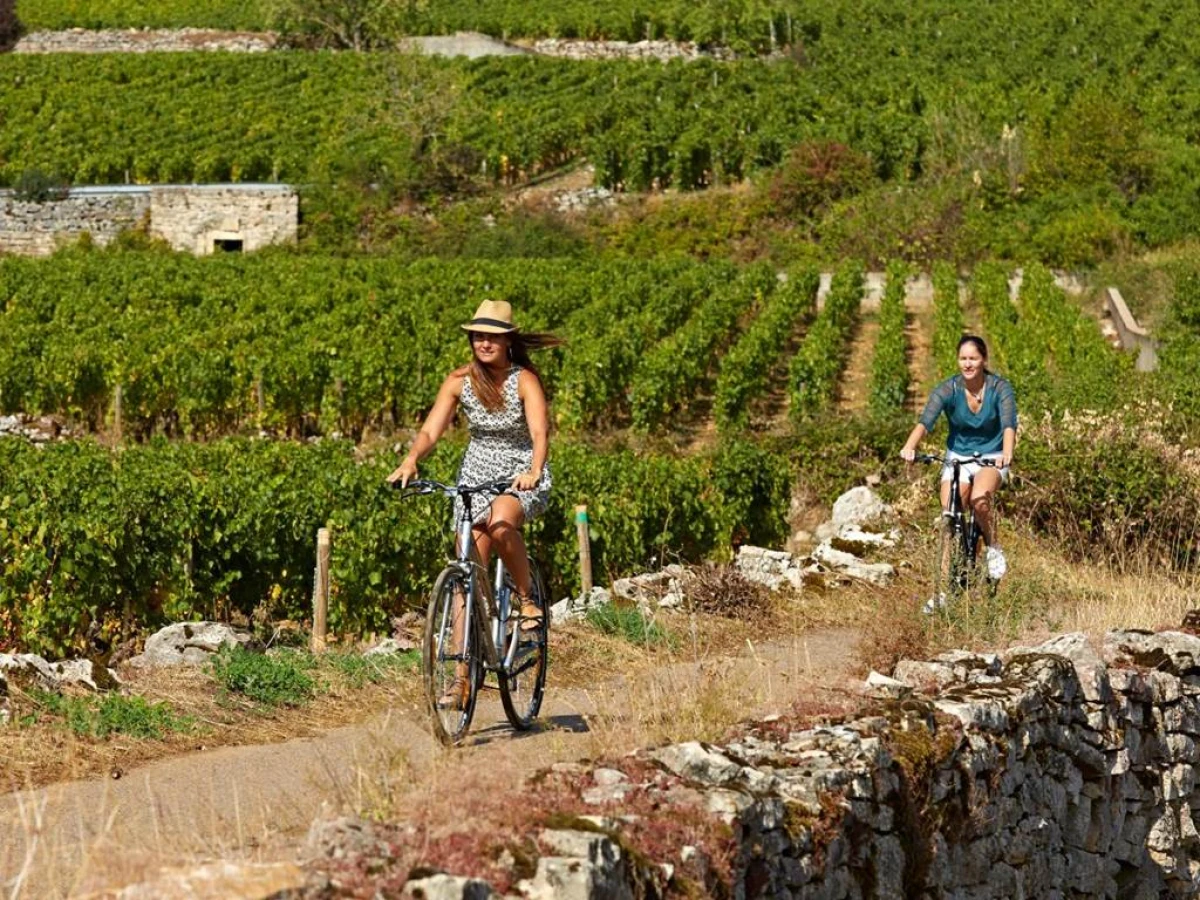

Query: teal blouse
[918,373,1018,455]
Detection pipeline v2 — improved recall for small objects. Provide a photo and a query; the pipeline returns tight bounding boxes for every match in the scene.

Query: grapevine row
[930,261,964,379]
[714,266,818,432]
[867,260,910,417]
[0,252,749,436]
[629,263,776,431]
[788,260,864,418]
[0,434,793,656]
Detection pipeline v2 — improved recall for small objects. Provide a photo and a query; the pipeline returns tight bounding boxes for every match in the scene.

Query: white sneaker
[986,546,1007,581]
[922,593,947,615]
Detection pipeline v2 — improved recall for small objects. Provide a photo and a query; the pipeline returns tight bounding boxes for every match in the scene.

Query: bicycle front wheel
[934,515,970,604]
[423,567,479,746]
[499,559,549,731]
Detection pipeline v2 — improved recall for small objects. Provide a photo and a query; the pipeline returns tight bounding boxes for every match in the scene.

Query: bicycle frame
[414,479,532,676]
[916,452,1000,590]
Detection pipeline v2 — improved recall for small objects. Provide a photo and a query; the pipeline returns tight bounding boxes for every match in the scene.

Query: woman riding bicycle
[899,334,1017,583]
[388,299,561,707]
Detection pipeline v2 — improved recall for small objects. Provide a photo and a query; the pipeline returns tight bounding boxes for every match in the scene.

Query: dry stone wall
[12,28,276,53]
[0,185,297,256]
[296,628,1200,899]
[0,189,149,255]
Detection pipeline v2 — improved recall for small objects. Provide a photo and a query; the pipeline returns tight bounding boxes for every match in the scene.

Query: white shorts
[941,451,1009,485]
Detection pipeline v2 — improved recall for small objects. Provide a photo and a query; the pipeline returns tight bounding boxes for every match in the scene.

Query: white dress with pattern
[455,366,551,525]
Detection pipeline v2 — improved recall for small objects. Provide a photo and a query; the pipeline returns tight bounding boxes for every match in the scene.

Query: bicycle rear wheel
[423,567,479,746]
[498,559,549,731]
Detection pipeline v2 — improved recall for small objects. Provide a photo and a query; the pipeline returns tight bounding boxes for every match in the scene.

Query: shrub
[12,168,70,203]
[1015,420,1200,568]
[766,140,876,220]
[930,261,964,379]
[210,645,317,706]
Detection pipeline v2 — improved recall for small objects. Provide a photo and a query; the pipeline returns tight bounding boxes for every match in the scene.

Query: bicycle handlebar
[394,477,516,500]
[913,452,1000,467]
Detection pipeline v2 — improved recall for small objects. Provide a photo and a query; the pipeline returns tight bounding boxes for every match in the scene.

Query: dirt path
[906,306,936,407]
[0,628,860,899]
[837,315,879,413]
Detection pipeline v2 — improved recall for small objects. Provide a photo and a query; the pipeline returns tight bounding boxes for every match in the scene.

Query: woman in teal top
[900,335,1017,583]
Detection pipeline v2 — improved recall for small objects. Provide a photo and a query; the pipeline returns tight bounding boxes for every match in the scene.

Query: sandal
[437,675,469,710]
[516,594,544,632]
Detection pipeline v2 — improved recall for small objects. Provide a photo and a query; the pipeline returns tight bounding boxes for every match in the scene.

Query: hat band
[467,317,514,330]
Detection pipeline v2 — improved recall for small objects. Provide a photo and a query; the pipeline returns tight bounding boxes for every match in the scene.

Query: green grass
[325,649,420,688]
[586,603,675,648]
[28,690,192,739]
[210,645,317,706]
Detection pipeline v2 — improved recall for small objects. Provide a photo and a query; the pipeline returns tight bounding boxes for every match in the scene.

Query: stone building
[0,184,298,256]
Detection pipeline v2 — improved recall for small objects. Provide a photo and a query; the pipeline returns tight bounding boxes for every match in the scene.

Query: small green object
[575,507,589,524]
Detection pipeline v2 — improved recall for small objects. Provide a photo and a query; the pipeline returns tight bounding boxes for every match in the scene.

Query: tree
[267,0,426,50]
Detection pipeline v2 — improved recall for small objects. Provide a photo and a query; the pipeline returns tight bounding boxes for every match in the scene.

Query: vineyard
[7,0,1200,662]
[1,247,1185,656]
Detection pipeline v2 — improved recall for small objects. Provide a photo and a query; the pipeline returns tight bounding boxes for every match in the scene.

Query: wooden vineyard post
[112,383,123,444]
[575,505,593,597]
[311,527,330,653]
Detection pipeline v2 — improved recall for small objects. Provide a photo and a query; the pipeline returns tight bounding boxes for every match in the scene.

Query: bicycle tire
[935,514,971,602]
[423,567,480,746]
[498,558,549,731]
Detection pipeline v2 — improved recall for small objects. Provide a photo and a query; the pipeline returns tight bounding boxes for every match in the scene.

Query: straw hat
[461,300,518,334]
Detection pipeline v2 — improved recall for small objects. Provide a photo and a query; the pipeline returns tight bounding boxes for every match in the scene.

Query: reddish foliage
[767,140,876,219]
[308,754,742,897]
[729,693,864,745]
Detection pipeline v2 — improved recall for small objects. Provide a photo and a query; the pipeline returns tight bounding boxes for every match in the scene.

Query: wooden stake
[575,505,593,597]
[113,383,123,444]
[312,527,330,653]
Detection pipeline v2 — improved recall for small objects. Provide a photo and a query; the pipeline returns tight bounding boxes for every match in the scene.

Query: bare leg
[482,495,531,598]
[969,468,1003,547]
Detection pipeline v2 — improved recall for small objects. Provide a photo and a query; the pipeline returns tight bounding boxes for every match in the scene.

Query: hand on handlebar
[899,447,917,463]
[387,458,418,488]
[511,471,539,492]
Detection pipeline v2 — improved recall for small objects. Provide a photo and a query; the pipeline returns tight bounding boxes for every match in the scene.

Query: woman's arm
[514,370,549,491]
[1001,427,1016,468]
[900,423,928,462]
[387,374,462,486]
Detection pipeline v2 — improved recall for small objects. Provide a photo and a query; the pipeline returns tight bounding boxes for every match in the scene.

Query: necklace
[965,382,985,404]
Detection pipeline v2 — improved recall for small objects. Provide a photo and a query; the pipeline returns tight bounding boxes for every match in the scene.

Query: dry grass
[0,654,425,793]
[847,512,1200,676]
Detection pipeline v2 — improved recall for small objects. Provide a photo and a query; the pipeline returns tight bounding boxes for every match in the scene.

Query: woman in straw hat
[388,299,562,708]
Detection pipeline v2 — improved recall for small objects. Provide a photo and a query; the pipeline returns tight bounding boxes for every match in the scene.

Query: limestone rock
[812,541,895,585]
[549,586,611,623]
[0,653,62,690]
[128,622,259,668]
[1105,630,1200,677]
[653,741,742,786]
[365,637,416,656]
[402,874,492,899]
[735,545,800,591]
[865,670,912,699]
[830,486,893,530]
[521,830,632,900]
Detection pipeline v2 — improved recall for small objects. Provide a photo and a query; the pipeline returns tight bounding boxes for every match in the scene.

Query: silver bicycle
[399,478,549,746]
